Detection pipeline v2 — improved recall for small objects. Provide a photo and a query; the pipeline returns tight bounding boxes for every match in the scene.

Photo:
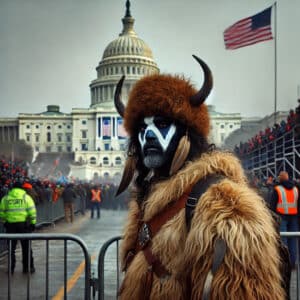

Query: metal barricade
[0,233,92,300]
[1,232,300,299]
[97,236,122,300]
[281,232,300,299]
[97,233,300,300]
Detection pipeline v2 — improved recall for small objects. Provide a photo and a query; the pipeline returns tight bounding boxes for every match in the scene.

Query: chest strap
[123,174,227,300]
[137,191,190,251]
[202,238,227,300]
[185,174,227,300]
[122,191,190,274]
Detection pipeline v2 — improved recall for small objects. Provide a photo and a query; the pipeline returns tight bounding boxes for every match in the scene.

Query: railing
[1,232,299,299]
[98,233,300,300]
[97,236,122,300]
[0,233,91,300]
[240,125,300,180]
[281,232,300,298]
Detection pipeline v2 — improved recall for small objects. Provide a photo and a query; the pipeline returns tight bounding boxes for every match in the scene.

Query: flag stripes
[117,118,127,138]
[102,118,111,136]
[224,7,273,50]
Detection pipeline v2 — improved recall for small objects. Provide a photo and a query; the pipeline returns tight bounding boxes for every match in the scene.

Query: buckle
[138,223,151,248]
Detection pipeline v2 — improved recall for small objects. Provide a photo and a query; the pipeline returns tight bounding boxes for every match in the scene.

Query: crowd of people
[0,155,129,275]
[235,108,299,156]
[0,156,129,212]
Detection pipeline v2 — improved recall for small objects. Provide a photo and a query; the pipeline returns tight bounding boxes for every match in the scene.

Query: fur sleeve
[184,179,285,300]
[120,200,140,269]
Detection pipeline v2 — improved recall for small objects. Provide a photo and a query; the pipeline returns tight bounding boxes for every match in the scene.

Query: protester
[114,56,286,299]
[22,179,39,204]
[76,183,87,215]
[61,183,77,223]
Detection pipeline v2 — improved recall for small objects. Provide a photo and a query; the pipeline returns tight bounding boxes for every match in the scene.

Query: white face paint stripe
[138,117,176,151]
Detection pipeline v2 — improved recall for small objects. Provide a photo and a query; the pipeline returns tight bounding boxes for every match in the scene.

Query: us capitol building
[0,1,243,181]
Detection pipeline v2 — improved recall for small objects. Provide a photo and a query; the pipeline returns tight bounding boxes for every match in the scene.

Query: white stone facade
[18,105,73,153]
[208,105,242,147]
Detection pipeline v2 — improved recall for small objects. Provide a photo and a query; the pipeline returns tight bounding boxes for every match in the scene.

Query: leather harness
[121,174,227,299]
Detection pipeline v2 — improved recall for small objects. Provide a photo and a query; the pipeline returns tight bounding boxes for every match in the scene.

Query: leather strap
[202,238,227,300]
[186,174,225,231]
[123,191,191,272]
[143,246,171,278]
[123,174,227,300]
[137,191,190,251]
[185,174,227,299]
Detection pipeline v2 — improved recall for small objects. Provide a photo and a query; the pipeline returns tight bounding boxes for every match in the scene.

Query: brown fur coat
[119,151,286,299]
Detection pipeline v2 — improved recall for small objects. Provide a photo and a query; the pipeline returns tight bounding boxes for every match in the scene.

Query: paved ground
[0,209,299,299]
[0,209,127,300]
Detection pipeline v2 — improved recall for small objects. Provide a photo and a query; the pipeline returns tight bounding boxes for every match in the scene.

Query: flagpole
[274,2,277,124]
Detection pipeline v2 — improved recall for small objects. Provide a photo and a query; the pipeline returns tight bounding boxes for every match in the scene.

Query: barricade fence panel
[0,233,91,300]
[1,233,299,299]
[98,233,300,300]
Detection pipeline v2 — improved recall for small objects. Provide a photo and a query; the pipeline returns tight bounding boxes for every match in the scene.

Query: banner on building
[117,117,127,138]
[102,117,111,139]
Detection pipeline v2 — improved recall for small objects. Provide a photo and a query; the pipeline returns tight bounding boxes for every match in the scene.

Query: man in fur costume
[114,55,287,299]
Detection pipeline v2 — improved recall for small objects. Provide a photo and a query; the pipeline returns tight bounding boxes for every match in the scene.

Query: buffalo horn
[114,75,126,117]
[189,55,213,107]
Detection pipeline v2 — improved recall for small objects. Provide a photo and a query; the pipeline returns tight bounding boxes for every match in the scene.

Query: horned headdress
[114,55,213,195]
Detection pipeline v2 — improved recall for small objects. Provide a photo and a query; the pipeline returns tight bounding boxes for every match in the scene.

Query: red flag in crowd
[54,157,60,167]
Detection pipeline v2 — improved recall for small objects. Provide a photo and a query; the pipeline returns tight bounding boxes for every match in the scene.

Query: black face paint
[137,116,183,170]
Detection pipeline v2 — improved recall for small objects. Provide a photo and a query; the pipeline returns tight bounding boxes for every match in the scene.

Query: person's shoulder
[24,192,35,202]
[0,194,8,201]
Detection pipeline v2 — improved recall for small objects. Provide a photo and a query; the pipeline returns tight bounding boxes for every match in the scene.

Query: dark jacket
[61,185,77,203]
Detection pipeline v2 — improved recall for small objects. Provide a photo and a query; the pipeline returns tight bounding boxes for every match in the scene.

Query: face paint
[138,116,177,170]
[138,117,176,151]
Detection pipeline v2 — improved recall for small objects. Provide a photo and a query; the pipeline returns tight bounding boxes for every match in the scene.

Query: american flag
[102,118,111,137]
[224,6,273,50]
[117,118,127,138]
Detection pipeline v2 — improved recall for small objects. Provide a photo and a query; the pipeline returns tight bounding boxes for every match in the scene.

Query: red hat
[22,182,32,189]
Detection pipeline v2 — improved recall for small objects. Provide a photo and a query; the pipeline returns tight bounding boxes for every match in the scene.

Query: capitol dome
[102,35,154,60]
[90,0,159,108]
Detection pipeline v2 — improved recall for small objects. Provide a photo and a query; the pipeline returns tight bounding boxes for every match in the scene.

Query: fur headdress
[115,55,213,137]
[114,55,213,195]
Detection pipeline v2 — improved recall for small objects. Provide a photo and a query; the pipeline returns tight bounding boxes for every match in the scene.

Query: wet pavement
[0,209,299,299]
[0,210,127,300]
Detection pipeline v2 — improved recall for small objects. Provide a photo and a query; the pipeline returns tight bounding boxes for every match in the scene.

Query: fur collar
[142,150,247,221]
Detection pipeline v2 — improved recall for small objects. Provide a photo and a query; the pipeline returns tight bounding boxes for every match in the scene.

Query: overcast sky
[0,0,299,118]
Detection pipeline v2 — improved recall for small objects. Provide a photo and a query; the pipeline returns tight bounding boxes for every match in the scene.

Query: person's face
[137,116,182,170]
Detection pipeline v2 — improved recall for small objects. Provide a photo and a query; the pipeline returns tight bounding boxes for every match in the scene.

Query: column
[113,117,116,137]
[99,117,102,139]
[0,127,3,142]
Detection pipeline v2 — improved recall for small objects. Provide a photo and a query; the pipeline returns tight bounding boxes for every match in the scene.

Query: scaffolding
[240,125,300,180]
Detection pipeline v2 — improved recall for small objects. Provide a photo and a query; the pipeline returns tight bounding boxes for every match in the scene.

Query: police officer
[0,180,37,274]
